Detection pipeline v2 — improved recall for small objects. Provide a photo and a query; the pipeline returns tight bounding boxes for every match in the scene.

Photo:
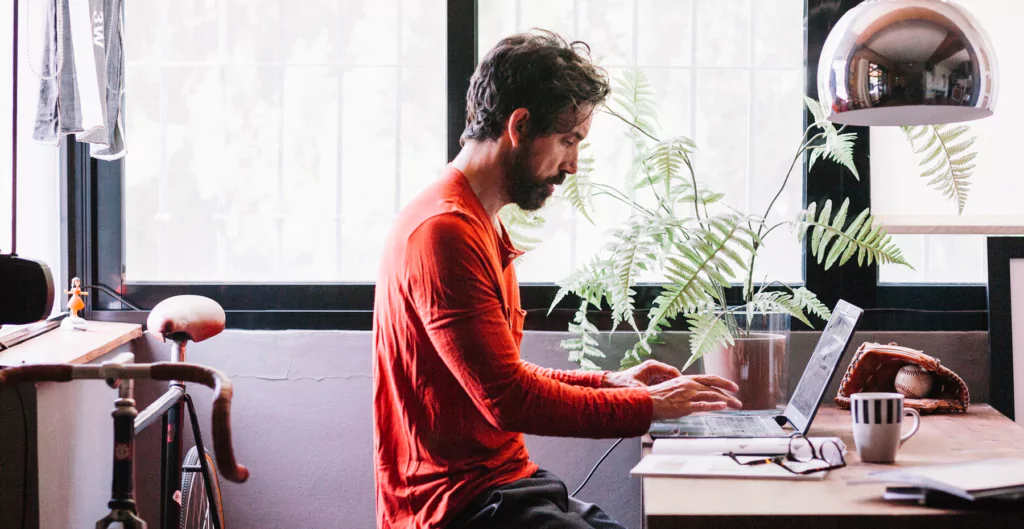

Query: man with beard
[372,30,742,529]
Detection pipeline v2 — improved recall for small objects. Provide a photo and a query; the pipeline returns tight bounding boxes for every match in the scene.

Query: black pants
[447,469,628,529]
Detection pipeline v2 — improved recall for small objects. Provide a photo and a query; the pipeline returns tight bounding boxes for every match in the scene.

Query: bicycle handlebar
[0,362,250,484]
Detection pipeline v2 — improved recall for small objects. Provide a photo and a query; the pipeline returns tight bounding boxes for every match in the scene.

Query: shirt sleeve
[406,213,652,439]
[521,362,608,388]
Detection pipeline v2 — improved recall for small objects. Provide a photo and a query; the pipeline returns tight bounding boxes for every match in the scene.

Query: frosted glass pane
[695,0,751,67]
[478,0,518,55]
[579,0,634,67]
[753,0,804,67]
[226,0,279,62]
[637,0,693,67]
[340,0,398,65]
[124,2,445,282]
[340,68,398,282]
[879,235,987,285]
[400,67,447,208]
[695,69,749,210]
[281,0,339,64]
[163,0,219,62]
[520,0,576,40]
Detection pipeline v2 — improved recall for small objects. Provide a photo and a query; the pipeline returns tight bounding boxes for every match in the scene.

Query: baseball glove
[835,342,969,413]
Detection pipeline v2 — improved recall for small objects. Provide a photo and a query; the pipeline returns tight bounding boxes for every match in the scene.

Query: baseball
[894,364,933,398]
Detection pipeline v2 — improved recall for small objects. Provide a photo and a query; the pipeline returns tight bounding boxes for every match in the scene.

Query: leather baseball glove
[835,342,969,413]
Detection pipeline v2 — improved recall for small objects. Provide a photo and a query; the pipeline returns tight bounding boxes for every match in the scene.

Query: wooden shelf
[0,321,143,366]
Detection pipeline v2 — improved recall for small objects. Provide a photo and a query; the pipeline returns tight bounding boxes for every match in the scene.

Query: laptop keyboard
[704,416,776,437]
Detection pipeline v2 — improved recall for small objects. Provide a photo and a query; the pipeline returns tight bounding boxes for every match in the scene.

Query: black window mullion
[805,0,877,315]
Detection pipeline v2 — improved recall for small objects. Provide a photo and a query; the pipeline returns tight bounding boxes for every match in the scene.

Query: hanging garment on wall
[32,0,125,160]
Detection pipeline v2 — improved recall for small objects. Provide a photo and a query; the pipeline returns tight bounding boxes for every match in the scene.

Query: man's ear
[506,108,530,147]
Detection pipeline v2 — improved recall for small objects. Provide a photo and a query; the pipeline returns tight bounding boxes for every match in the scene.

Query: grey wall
[129,330,990,529]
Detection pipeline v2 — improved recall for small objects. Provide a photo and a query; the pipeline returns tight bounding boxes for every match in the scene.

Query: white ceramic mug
[850,392,921,464]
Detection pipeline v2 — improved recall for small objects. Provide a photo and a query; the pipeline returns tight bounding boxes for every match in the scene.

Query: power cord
[83,283,144,311]
[570,437,624,498]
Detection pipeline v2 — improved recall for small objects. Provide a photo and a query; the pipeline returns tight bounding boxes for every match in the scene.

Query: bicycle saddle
[147,295,226,343]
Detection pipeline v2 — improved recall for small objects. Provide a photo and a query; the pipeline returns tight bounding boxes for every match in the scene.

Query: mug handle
[899,408,921,447]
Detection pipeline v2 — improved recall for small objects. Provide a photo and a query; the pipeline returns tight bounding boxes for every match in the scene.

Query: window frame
[70,0,987,332]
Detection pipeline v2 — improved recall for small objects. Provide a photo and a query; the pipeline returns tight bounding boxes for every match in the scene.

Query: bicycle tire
[180,446,226,529]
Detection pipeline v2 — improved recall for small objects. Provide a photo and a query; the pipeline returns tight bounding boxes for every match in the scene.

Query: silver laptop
[649,300,863,438]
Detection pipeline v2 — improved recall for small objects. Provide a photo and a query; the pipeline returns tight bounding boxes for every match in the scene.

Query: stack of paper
[651,436,847,456]
[630,454,829,481]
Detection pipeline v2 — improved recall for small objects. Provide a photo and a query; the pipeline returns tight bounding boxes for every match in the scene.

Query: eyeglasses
[726,433,846,475]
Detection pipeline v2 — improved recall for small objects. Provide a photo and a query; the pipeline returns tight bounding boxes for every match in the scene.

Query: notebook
[853,459,1024,501]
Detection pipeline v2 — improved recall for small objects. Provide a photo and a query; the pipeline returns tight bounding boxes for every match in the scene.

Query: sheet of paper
[631,455,829,481]
[651,437,847,456]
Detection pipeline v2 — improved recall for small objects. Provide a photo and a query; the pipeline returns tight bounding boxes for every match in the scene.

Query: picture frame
[986,237,1024,422]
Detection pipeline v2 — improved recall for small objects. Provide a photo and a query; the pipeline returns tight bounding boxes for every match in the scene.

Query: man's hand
[602,360,683,388]
[647,375,742,420]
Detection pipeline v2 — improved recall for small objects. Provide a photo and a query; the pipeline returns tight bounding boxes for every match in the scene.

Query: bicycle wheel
[180,446,226,529]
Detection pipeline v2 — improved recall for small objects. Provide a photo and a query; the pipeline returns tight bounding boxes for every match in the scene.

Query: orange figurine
[61,277,89,331]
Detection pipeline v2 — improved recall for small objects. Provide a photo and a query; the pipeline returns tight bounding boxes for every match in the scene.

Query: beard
[505,143,566,211]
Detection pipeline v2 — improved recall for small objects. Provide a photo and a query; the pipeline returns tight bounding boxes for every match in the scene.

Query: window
[478,0,807,284]
[872,0,1024,284]
[122,0,446,282]
[72,0,988,331]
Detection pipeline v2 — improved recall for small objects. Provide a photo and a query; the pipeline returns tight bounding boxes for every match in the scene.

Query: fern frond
[611,68,659,148]
[606,216,666,333]
[801,199,912,270]
[549,257,614,315]
[683,311,734,371]
[561,300,607,370]
[901,124,977,214]
[647,215,754,335]
[790,287,832,323]
[749,291,812,327]
[561,142,596,224]
[635,136,697,191]
[498,204,545,254]
[804,96,859,179]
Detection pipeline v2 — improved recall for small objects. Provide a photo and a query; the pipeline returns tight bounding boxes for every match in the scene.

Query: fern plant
[502,68,975,371]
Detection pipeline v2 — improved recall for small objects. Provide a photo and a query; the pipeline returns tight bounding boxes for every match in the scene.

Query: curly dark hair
[461,30,611,144]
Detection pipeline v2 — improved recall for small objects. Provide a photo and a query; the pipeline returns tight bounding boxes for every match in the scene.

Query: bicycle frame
[131,340,224,529]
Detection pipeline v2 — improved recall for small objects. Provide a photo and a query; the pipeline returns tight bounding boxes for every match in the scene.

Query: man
[373,30,741,529]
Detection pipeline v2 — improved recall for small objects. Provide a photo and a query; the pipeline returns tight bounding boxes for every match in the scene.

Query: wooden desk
[642,405,1024,529]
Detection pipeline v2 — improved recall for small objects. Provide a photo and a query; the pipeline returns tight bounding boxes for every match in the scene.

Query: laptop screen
[782,300,863,434]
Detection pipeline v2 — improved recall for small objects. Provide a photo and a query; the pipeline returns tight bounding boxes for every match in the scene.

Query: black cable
[84,283,145,311]
[570,437,624,498]
[14,383,29,529]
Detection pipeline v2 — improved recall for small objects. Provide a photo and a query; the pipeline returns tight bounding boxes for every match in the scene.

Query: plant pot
[700,310,790,413]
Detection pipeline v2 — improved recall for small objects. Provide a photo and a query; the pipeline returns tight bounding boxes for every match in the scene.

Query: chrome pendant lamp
[818,0,998,126]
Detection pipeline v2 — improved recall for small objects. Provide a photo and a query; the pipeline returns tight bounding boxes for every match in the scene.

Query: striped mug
[850,392,921,463]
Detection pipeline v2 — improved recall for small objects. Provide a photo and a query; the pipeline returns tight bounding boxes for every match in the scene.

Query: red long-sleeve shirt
[372,167,653,529]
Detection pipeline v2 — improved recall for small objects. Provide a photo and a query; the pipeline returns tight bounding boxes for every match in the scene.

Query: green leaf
[902,124,977,215]
[683,312,734,371]
[803,206,912,271]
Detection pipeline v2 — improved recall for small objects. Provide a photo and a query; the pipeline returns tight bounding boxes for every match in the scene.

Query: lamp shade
[818,0,997,126]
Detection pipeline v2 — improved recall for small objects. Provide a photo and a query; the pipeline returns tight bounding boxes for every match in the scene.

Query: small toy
[61,277,89,331]
[894,364,934,398]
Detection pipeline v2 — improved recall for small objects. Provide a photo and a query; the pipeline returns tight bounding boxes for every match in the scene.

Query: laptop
[649,300,863,438]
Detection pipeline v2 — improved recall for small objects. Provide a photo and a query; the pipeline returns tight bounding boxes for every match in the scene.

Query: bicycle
[0,295,249,529]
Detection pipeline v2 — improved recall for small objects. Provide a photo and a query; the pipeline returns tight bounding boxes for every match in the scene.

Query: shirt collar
[445,166,525,270]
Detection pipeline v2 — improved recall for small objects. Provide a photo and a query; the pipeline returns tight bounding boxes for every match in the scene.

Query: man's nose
[561,154,578,175]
